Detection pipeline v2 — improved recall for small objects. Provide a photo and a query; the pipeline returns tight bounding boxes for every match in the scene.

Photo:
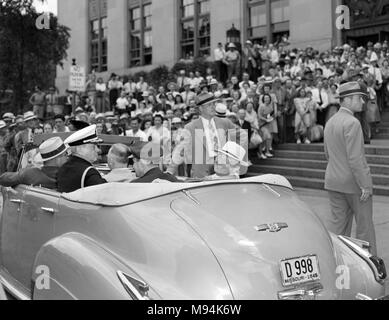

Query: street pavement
[296,187,389,293]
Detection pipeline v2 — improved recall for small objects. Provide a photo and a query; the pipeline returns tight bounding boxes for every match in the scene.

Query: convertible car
[0,171,387,300]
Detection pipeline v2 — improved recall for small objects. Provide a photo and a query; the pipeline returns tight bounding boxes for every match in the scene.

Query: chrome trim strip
[262,184,281,198]
[338,235,386,283]
[0,273,30,300]
[182,190,201,205]
[117,271,150,300]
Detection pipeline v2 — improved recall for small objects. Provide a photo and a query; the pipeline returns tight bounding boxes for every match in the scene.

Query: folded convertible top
[61,175,293,207]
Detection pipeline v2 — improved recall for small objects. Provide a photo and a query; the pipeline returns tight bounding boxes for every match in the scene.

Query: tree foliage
[0,0,70,113]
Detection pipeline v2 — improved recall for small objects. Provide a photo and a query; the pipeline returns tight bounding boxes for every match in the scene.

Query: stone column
[106,0,128,72]
[152,0,177,66]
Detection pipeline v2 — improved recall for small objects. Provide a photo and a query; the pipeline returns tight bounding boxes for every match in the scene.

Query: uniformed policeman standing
[57,125,107,193]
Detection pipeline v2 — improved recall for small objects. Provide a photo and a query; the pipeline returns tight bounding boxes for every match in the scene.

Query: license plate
[280,255,321,287]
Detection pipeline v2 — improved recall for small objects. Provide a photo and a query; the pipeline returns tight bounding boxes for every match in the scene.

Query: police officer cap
[64,124,102,147]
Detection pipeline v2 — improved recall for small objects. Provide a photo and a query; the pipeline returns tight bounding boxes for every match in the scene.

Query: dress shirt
[214,48,226,61]
[200,117,220,158]
[125,129,148,142]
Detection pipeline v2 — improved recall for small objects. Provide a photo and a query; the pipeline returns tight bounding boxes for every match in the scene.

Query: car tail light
[338,236,387,283]
[117,271,151,300]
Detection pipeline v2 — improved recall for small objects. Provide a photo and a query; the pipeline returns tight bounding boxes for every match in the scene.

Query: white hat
[96,113,105,120]
[246,40,253,45]
[172,117,182,124]
[39,137,68,162]
[23,111,37,122]
[0,121,7,129]
[215,103,228,118]
[210,79,218,86]
[218,141,249,167]
[64,125,102,147]
[2,113,15,120]
[228,43,236,49]
[142,91,150,97]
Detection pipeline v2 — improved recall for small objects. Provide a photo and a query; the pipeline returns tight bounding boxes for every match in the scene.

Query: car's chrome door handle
[10,199,25,204]
[41,207,56,214]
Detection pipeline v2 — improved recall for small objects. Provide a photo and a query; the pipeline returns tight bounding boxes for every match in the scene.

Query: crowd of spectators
[1,40,389,176]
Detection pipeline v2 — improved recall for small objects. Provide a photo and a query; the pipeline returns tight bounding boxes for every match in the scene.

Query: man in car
[57,125,107,193]
[0,137,68,189]
[130,141,178,183]
[104,143,136,183]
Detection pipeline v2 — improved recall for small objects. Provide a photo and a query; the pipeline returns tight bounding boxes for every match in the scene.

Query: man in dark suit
[237,109,252,143]
[57,125,107,193]
[324,82,376,255]
[130,141,178,183]
[0,137,68,189]
[172,93,237,178]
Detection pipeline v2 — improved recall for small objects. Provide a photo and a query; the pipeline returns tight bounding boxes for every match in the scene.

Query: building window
[89,0,108,72]
[129,0,152,67]
[180,0,210,59]
[247,0,289,44]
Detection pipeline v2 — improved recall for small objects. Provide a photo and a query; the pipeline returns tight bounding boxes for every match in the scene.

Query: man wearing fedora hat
[171,92,236,178]
[14,111,39,156]
[324,81,376,255]
[0,137,68,189]
[57,125,107,193]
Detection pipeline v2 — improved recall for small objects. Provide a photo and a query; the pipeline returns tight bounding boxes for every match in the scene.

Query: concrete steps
[374,112,389,140]
[249,143,389,197]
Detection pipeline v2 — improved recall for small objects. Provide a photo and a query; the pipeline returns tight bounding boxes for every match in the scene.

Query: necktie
[319,90,323,106]
[208,121,219,156]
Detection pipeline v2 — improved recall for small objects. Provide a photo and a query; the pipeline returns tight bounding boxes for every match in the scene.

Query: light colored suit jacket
[324,108,373,195]
[173,117,237,178]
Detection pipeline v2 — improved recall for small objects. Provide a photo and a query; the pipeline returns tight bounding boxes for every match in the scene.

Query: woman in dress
[173,94,186,111]
[380,59,389,110]
[258,94,276,158]
[293,88,311,144]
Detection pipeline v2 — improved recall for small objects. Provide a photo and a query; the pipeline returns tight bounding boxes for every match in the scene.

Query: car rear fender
[330,233,386,300]
[31,232,159,300]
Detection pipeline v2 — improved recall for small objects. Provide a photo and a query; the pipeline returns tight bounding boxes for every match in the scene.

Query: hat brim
[217,149,249,167]
[24,116,37,122]
[216,113,226,118]
[198,98,221,106]
[41,145,68,162]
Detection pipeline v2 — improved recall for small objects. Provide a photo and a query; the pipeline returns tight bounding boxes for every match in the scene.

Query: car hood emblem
[255,223,288,233]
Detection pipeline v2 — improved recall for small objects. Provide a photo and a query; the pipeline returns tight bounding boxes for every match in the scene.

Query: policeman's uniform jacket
[57,155,106,193]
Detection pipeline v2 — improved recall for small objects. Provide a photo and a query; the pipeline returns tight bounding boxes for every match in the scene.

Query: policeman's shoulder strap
[81,166,94,189]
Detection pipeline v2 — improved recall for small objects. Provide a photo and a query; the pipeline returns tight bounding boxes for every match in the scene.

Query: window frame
[89,0,108,73]
[246,0,290,45]
[179,0,210,59]
[129,0,153,68]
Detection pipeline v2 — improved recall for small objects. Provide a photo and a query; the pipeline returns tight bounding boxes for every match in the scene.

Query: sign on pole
[69,65,86,92]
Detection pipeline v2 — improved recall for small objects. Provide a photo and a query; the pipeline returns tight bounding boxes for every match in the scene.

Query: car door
[17,187,59,289]
[0,186,26,280]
